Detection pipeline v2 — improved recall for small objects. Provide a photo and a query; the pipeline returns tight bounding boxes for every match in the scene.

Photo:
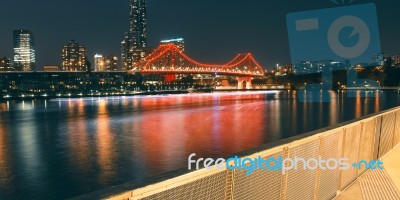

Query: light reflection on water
[0,91,399,199]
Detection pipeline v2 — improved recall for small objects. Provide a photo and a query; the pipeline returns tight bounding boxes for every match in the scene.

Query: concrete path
[336,145,400,200]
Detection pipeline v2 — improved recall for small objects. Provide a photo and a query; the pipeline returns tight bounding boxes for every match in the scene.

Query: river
[0,91,399,199]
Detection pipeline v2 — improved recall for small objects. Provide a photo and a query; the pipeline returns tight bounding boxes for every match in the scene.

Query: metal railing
[72,107,400,200]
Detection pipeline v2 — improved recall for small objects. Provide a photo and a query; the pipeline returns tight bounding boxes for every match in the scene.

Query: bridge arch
[131,44,265,78]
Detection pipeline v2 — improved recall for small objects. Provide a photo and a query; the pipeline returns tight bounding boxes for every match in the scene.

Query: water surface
[0,91,399,199]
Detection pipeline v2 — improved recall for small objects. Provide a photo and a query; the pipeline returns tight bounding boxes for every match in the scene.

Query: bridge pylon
[237,77,252,89]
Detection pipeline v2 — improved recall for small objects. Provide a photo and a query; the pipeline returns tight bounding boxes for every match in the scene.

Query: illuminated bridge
[130,44,265,89]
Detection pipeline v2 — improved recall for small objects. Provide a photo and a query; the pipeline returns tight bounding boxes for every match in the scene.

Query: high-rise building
[121,0,149,70]
[160,38,185,52]
[13,30,35,71]
[94,54,118,71]
[0,57,14,71]
[60,40,88,72]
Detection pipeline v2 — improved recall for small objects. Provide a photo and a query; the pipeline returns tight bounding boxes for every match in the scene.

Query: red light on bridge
[132,44,265,77]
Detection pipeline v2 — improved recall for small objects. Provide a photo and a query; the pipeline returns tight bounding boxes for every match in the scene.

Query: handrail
[71,106,400,200]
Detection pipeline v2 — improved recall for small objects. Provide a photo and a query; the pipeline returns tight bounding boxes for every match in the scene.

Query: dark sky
[0,0,399,70]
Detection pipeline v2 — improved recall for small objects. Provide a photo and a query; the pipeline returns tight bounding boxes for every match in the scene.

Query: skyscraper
[60,40,88,72]
[121,0,149,70]
[13,30,35,71]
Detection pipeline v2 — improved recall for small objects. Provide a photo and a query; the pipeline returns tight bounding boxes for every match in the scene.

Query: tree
[383,57,399,86]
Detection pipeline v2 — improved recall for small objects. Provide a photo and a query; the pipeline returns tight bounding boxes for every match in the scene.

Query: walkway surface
[336,145,400,200]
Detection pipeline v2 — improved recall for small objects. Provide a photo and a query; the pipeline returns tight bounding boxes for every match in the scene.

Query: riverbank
[0,90,192,101]
[0,88,290,102]
[3,87,398,102]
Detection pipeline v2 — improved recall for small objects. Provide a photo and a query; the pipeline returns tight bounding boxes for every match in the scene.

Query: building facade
[0,57,14,71]
[60,40,88,72]
[13,30,35,71]
[160,38,185,52]
[43,65,59,72]
[94,54,118,71]
[121,0,149,70]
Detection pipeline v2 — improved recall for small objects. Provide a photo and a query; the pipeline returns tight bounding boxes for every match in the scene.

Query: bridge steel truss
[131,44,265,88]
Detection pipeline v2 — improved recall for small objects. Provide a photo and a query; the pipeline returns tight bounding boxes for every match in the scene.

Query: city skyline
[1,1,400,199]
[0,0,399,70]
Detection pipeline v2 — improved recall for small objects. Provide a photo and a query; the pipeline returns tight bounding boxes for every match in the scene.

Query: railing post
[313,136,323,200]
[280,147,289,200]
[224,169,234,200]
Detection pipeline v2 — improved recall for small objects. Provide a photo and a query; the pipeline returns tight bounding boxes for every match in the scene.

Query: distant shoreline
[3,88,397,102]
[0,88,292,102]
[0,90,191,102]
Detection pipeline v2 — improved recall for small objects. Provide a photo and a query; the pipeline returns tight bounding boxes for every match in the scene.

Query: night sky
[0,0,399,70]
